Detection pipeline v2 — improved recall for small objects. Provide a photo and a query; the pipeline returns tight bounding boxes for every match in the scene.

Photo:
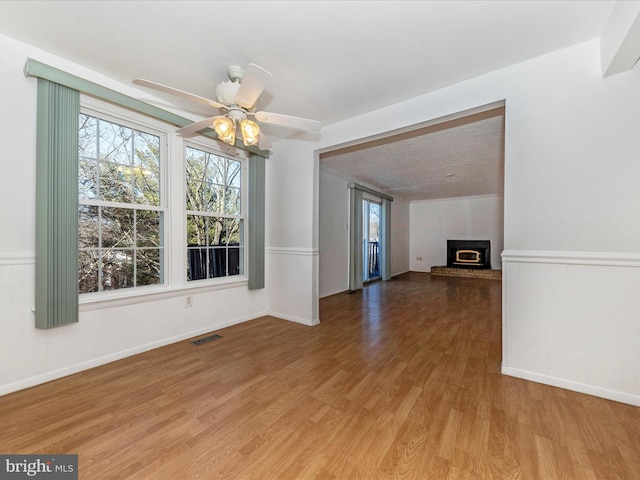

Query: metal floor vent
[191,334,223,346]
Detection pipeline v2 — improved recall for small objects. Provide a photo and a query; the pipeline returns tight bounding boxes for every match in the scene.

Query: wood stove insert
[447,240,491,269]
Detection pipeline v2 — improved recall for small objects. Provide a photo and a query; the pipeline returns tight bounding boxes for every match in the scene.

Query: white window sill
[79,276,249,312]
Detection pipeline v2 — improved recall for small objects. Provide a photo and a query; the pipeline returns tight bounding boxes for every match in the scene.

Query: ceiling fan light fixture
[136,63,319,149]
[239,119,260,147]
[212,116,236,145]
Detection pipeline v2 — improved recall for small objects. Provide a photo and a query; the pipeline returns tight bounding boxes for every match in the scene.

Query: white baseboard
[391,270,411,277]
[0,311,268,397]
[267,310,319,326]
[319,288,348,298]
[502,366,640,407]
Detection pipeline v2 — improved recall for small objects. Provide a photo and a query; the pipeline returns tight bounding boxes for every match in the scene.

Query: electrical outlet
[416,256,423,261]
[185,295,193,308]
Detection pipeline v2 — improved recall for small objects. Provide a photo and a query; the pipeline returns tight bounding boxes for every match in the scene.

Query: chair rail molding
[0,252,36,266]
[502,250,640,267]
[266,247,319,256]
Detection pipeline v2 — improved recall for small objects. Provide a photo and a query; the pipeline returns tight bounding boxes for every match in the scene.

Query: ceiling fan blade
[254,111,321,133]
[176,116,216,137]
[133,78,227,110]
[234,64,273,109]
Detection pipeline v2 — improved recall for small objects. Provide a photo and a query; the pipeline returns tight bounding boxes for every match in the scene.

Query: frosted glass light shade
[213,116,236,145]
[239,119,260,146]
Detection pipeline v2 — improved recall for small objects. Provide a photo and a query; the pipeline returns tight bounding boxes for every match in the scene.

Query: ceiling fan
[133,64,321,150]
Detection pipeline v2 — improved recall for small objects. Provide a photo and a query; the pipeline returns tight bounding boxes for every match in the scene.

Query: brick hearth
[430,266,502,280]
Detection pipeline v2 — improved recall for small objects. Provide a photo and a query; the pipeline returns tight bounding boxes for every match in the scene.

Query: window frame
[77,96,252,310]
[183,137,249,286]
[78,95,171,303]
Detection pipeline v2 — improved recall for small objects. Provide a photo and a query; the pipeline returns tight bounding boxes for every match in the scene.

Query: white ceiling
[0,1,616,200]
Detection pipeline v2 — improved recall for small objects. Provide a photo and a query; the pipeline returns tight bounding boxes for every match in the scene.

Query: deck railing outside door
[368,241,380,279]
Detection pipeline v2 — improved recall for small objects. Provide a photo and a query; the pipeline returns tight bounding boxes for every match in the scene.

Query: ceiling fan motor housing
[227,65,244,82]
[216,80,241,106]
[227,108,247,122]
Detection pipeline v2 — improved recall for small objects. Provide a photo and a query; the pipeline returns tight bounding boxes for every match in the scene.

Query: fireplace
[447,240,491,269]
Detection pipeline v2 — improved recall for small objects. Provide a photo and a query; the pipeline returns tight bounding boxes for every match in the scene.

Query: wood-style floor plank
[1,272,639,478]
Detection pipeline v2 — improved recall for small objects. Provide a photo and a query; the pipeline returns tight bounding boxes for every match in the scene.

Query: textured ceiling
[0,1,614,201]
[321,108,505,201]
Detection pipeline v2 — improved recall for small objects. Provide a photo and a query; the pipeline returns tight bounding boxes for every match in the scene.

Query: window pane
[221,218,242,246]
[134,131,160,170]
[186,147,205,180]
[186,176,204,212]
[204,182,224,214]
[79,160,98,199]
[136,249,162,286]
[228,246,242,276]
[101,249,134,290]
[133,130,160,206]
[100,161,132,203]
[224,187,241,215]
[79,114,97,158]
[102,207,134,248]
[187,247,207,281]
[133,167,160,206]
[78,250,99,293]
[206,154,226,185]
[187,214,206,247]
[99,120,133,164]
[136,210,161,247]
[208,217,224,246]
[79,205,99,248]
[209,247,226,278]
[227,159,241,188]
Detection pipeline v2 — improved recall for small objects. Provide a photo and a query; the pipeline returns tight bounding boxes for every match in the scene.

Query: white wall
[318,167,410,298]
[302,39,640,405]
[390,197,410,276]
[502,253,640,406]
[318,168,350,298]
[410,195,504,271]
[265,139,319,324]
[0,33,268,396]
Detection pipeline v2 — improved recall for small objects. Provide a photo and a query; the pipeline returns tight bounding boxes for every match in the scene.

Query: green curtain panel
[35,79,80,328]
[348,187,364,292]
[380,198,391,281]
[248,154,266,290]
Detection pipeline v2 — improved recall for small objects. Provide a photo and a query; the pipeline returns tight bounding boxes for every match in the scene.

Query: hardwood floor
[1,272,639,479]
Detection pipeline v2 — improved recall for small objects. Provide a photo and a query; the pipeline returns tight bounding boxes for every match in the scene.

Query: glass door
[362,199,381,282]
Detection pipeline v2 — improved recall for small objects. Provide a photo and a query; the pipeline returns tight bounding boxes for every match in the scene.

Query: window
[28,63,265,322]
[185,145,245,281]
[78,112,165,293]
